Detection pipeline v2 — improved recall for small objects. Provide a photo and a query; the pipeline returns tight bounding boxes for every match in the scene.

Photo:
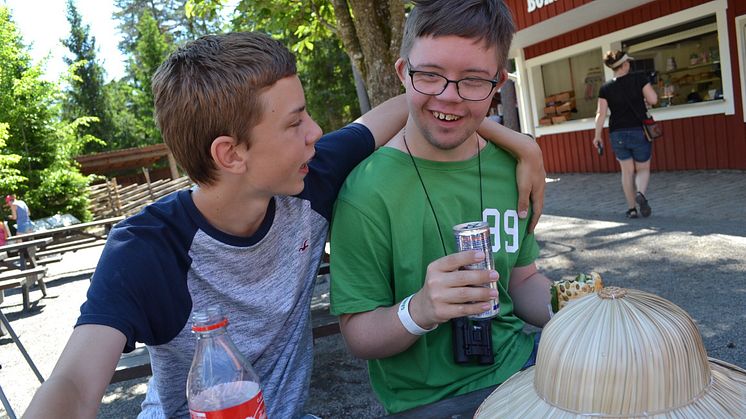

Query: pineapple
[550,272,604,313]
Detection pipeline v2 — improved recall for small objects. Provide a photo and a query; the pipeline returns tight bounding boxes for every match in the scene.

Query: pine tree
[62,0,113,152]
[0,6,91,220]
[128,9,172,145]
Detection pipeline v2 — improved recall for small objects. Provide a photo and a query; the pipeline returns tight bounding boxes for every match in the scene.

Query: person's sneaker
[636,192,651,217]
[625,208,639,219]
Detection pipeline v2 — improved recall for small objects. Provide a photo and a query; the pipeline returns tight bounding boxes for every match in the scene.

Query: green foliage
[201,0,359,131]
[24,116,100,221]
[126,9,174,145]
[26,165,92,221]
[184,0,229,32]
[61,0,113,153]
[115,0,226,52]
[54,116,106,160]
[0,7,58,192]
[0,123,27,193]
[226,0,337,50]
[298,37,359,131]
[0,6,92,221]
[104,79,153,149]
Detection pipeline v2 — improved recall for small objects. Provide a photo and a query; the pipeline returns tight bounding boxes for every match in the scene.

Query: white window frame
[736,13,746,123]
[521,0,733,137]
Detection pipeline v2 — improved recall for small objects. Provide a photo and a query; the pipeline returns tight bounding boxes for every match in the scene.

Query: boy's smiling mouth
[432,111,461,121]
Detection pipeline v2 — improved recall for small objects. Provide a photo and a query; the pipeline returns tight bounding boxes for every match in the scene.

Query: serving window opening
[624,15,722,108]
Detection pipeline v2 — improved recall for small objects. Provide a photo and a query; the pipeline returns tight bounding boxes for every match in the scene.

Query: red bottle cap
[191,317,228,332]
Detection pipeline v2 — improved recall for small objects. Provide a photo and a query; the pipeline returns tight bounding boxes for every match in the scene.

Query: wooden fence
[88,176,193,220]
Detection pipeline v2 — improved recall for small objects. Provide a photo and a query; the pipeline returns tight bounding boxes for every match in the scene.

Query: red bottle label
[189,391,266,419]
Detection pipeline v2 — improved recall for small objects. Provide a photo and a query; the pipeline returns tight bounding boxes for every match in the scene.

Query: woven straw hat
[475,287,746,418]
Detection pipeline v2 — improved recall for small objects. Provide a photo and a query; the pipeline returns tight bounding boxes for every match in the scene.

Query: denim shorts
[610,128,651,162]
[521,332,541,370]
[16,221,33,234]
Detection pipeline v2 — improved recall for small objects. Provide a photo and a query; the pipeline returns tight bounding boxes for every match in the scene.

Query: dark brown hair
[152,32,297,185]
[400,0,515,71]
[603,50,627,69]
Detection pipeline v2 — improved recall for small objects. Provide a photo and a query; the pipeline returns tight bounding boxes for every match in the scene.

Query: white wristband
[397,294,436,336]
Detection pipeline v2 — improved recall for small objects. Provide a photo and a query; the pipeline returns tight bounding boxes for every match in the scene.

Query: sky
[3,0,127,82]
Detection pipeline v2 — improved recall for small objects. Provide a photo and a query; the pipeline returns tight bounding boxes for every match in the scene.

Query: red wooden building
[504,0,746,172]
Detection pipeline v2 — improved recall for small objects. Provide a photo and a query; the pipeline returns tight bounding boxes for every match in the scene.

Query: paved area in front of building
[542,170,746,232]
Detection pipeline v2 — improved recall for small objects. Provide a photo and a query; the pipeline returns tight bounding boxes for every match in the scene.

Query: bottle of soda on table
[187,306,267,419]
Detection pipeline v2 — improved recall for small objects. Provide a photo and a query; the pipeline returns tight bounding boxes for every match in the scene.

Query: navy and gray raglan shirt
[76,123,374,419]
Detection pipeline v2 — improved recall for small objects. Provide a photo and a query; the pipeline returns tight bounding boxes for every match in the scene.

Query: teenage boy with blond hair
[24,31,543,418]
[330,0,554,414]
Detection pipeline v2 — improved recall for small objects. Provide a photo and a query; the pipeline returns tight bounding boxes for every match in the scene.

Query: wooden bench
[110,347,152,384]
[311,263,341,339]
[0,267,48,310]
[7,217,122,258]
[0,277,27,310]
[0,254,63,268]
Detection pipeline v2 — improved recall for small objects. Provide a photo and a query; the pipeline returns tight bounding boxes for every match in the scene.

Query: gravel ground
[1,170,744,418]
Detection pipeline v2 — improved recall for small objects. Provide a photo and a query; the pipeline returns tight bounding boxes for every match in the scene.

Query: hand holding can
[453,221,499,319]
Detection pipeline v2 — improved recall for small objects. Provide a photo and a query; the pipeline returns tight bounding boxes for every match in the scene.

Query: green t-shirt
[330,142,539,413]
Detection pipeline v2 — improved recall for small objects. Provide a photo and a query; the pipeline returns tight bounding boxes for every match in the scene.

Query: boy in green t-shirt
[330,0,554,414]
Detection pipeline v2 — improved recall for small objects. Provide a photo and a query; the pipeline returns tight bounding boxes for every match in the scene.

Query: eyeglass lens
[410,72,497,101]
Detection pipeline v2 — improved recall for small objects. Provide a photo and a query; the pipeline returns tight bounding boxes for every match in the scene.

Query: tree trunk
[351,60,371,113]
[331,0,405,107]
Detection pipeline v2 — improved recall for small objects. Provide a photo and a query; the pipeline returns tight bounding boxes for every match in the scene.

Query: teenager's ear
[496,68,509,90]
[211,136,247,174]
[395,58,407,84]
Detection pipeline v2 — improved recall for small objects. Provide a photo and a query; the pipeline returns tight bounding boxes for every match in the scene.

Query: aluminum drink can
[453,221,499,319]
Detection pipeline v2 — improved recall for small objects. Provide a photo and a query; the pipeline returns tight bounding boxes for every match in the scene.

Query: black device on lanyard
[451,317,494,365]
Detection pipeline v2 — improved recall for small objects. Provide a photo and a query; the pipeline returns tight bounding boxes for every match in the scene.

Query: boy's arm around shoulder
[477,119,545,233]
[353,95,407,148]
[23,325,126,419]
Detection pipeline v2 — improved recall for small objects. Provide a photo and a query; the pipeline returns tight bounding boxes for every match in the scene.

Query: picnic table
[0,307,45,419]
[8,216,123,256]
[0,238,52,269]
[0,238,53,311]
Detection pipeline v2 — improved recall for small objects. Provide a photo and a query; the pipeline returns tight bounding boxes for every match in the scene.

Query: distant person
[487,112,503,125]
[592,50,658,218]
[487,96,503,125]
[6,194,32,234]
[0,218,10,245]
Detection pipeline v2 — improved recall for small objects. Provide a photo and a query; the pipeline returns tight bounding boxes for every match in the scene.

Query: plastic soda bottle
[186,306,267,419]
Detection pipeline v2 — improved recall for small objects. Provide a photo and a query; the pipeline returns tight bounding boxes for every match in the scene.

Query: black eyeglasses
[407,60,501,101]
